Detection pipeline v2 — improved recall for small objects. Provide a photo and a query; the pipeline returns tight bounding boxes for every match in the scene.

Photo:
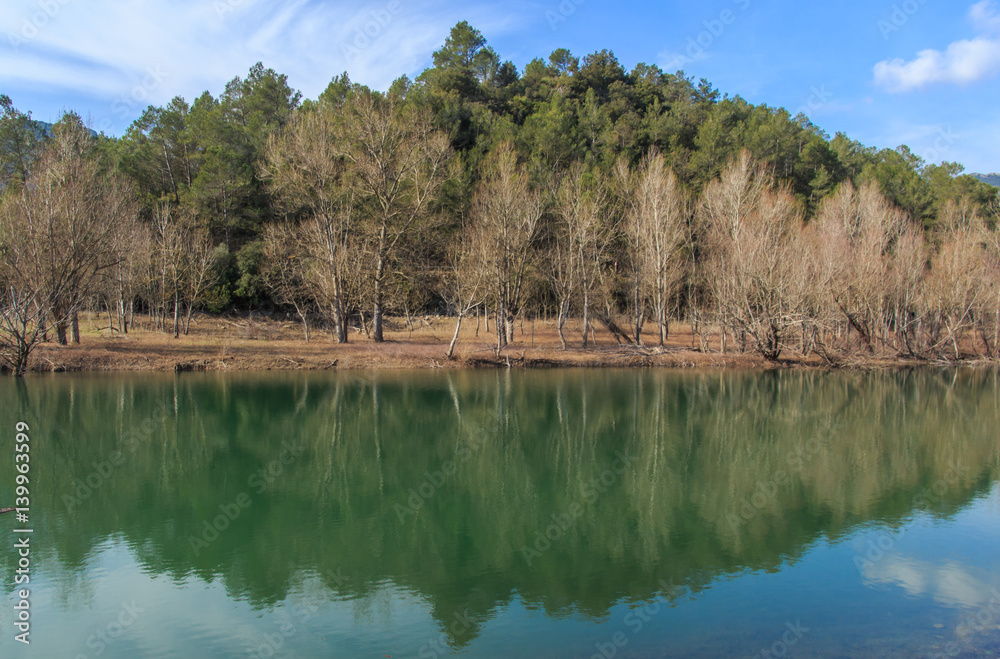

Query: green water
[0,369,999,658]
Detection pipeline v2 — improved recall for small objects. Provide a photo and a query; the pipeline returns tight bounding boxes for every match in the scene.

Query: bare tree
[338,92,452,343]
[262,222,315,341]
[920,206,988,360]
[811,181,916,356]
[548,164,613,349]
[0,196,64,375]
[300,201,363,344]
[441,220,488,359]
[103,218,150,335]
[620,150,691,346]
[263,108,355,343]
[472,143,543,351]
[181,225,220,336]
[8,116,138,345]
[700,151,805,361]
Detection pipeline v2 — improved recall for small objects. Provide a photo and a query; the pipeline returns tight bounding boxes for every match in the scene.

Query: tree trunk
[173,292,180,339]
[71,310,81,344]
[333,301,348,344]
[557,299,569,350]
[56,318,69,346]
[296,306,310,342]
[447,315,463,359]
[633,285,644,346]
[496,308,507,349]
[373,227,387,343]
[581,289,590,349]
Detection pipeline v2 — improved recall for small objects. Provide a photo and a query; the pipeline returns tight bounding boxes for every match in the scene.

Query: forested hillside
[973,173,1000,188]
[2,22,999,374]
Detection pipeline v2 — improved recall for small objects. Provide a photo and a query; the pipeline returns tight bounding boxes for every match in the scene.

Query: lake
[1,369,999,658]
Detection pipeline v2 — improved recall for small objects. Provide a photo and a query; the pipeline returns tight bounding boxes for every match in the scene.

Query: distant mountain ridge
[34,120,98,138]
[972,173,1000,188]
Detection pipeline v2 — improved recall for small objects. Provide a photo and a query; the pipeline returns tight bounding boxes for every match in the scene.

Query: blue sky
[2,0,998,173]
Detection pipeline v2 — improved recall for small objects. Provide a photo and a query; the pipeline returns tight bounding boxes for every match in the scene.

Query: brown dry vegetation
[23,312,832,374]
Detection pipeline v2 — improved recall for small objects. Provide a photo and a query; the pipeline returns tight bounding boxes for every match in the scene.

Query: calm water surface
[0,369,998,658]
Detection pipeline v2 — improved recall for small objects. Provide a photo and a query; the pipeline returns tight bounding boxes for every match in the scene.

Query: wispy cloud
[874,1,1000,92]
[0,0,515,132]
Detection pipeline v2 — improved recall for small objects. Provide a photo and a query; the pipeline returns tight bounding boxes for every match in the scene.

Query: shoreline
[5,314,962,375]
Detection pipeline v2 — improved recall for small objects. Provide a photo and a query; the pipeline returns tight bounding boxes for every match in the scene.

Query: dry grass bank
[17,312,838,374]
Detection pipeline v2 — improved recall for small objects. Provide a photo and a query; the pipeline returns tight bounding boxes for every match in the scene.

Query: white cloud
[873,1,1000,92]
[0,0,517,133]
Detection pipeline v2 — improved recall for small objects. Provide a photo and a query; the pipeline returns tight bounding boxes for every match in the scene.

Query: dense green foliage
[1,370,997,641]
[6,24,996,306]
[1,23,998,363]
